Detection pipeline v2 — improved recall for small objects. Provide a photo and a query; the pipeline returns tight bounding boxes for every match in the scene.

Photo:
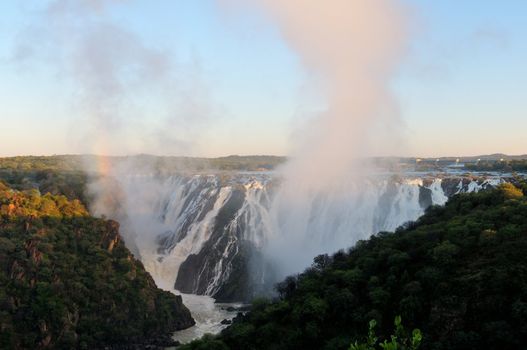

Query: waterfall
[97,172,503,301]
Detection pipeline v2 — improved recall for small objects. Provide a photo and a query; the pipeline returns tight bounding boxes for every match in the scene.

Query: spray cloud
[228,0,410,277]
[249,0,408,186]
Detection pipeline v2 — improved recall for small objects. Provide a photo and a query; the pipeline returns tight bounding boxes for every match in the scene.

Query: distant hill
[0,154,287,173]
[0,155,288,205]
[413,154,527,162]
[2,154,527,173]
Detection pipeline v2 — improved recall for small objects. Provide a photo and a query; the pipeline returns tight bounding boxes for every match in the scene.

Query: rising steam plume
[245,0,408,187]
[227,0,410,276]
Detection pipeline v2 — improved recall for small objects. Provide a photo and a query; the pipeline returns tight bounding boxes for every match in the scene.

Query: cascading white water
[430,178,448,205]
[264,176,441,278]
[89,171,504,301]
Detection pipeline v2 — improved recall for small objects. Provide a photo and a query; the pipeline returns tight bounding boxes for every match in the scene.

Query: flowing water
[101,171,504,302]
[171,293,243,344]
[91,170,506,341]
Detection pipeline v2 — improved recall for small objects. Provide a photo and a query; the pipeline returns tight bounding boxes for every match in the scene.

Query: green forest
[0,182,194,349]
[465,160,527,172]
[0,155,286,176]
[0,155,287,206]
[182,182,527,350]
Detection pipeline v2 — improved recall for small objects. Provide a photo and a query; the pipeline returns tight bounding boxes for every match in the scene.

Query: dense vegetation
[465,159,527,172]
[0,154,286,174]
[349,317,422,350]
[0,155,289,214]
[182,182,527,350]
[0,156,84,172]
[0,156,88,204]
[0,155,287,207]
[0,182,194,349]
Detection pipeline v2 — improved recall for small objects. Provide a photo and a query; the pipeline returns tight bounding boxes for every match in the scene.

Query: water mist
[241,0,410,278]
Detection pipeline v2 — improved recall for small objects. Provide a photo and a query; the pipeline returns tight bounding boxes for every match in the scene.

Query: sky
[0,0,526,158]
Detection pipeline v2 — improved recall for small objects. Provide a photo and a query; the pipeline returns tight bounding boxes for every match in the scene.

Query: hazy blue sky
[1,0,526,157]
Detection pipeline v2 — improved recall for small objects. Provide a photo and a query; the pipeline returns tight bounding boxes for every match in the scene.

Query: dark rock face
[173,184,272,302]
[175,188,249,300]
[157,177,221,254]
[441,178,463,197]
[170,294,196,330]
[418,186,433,208]
[440,176,502,197]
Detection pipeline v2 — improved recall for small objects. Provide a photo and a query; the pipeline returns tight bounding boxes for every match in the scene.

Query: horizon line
[1,153,527,160]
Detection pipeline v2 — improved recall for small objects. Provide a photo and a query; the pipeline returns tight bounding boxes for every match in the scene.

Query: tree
[349,317,422,350]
